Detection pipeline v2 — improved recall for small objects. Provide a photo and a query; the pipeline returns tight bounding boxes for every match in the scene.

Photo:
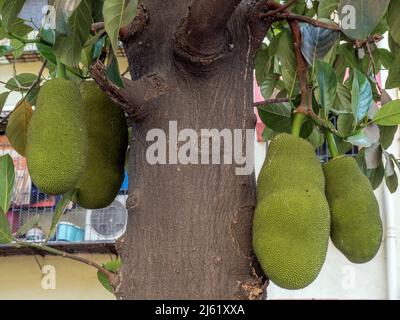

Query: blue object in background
[120,171,128,191]
[57,222,85,242]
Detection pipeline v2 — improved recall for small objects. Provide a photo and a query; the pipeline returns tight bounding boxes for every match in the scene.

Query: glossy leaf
[316,60,337,117]
[337,113,354,137]
[103,0,138,53]
[54,0,83,36]
[0,45,13,57]
[365,143,382,170]
[351,70,372,124]
[257,103,293,133]
[346,131,372,148]
[373,100,400,126]
[338,0,390,40]
[332,83,352,114]
[6,100,33,157]
[1,0,25,32]
[384,152,398,193]
[278,29,298,95]
[53,0,93,66]
[0,154,15,213]
[0,208,12,244]
[0,18,32,39]
[300,23,339,65]
[356,150,385,190]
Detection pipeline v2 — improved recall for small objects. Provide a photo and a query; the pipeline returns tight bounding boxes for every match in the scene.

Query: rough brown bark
[115,0,269,299]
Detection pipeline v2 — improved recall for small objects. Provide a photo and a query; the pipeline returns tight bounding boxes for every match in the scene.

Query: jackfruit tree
[2,0,400,299]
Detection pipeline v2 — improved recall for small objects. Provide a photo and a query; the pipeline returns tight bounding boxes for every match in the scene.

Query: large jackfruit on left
[26,79,88,195]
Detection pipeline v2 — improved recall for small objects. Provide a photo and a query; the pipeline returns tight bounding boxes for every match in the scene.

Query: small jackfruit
[26,79,87,195]
[324,156,383,263]
[253,133,330,290]
[74,81,128,209]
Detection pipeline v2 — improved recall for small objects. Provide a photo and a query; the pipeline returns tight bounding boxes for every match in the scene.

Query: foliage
[255,0,400,193]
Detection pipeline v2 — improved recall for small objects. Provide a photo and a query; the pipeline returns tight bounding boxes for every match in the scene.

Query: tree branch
[90,60,168,121]
[288,20,310,114]
[276,13,340,31]
[262,0,298,17]
[174,0,242,65]
[13,241,120,290]
[254,98,292,107]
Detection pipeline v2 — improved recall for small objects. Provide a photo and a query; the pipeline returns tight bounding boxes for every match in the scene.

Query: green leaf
[278,29,298,95]
[351,70,372,124]
[10,38,25,59]
[316,60,337,117]
[55,0,83,36]
[0,18,32,39]
[0,92,10,113]
[0,45,13,57]
[97,258,121,293]
[5,73,37,92]
[380,125,398,150]
[106,53,124,87]
[257,103,293,133]
[53,0,93,66]
[47,189,76,241]
[0,154,15,213]
[15,215,39,237]
[338,0,390,40]
[318,0,339,18]
[384,152,398,193]
[337,113,355,137]
[388,0,400,46]
[332,82,352,114]
[346,131,372,148]
[260,74,279,100]
[0,208,12,244]
[1,0,25,32]
[103,0,138,53]
[356,150,385,190]
[373,100,400,126]
[300,23,339,65]
[37,43,57,65]
[386,55,400,89]
[6,100,33,157]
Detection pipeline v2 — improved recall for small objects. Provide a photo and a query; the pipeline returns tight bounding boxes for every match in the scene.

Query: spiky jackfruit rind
[253,133,330,290]
[26,79,88,195]
[74,81,128,209]
[324,156,383,264]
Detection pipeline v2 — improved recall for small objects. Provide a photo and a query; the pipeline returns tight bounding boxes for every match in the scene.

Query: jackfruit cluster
[26,79,129,209]
[27,79,88,195]
[74,82,128,209]
[253,133,330,290]
[324,156,383,263]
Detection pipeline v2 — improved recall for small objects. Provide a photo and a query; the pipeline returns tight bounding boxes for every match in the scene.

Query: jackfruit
[253,133,330,290]
[324,156,382,263]
[74,81,128,209]
[26,79,87,195]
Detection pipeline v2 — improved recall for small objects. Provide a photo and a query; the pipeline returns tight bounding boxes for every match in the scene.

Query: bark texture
[116,0,267,299]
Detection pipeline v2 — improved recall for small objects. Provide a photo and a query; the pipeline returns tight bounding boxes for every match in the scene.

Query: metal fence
[0,135,128,244]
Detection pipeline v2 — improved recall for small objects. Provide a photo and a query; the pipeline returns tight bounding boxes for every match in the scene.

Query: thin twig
[254,97,292,107]
[276,13,340,31]
[261,0,298,17]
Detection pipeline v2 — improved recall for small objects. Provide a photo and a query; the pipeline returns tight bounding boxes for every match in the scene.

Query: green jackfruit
[27,79,87,195]
[253,133,330,290]
[74,81,128,209]
[324,156,383,263]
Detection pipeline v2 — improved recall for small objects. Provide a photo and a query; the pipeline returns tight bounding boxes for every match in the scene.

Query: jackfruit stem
[291,112,306,137]
[326,132,340,158]
[56,60,67,79]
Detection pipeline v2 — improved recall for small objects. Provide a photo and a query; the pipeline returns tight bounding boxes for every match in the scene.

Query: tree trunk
[116,0,266,299]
